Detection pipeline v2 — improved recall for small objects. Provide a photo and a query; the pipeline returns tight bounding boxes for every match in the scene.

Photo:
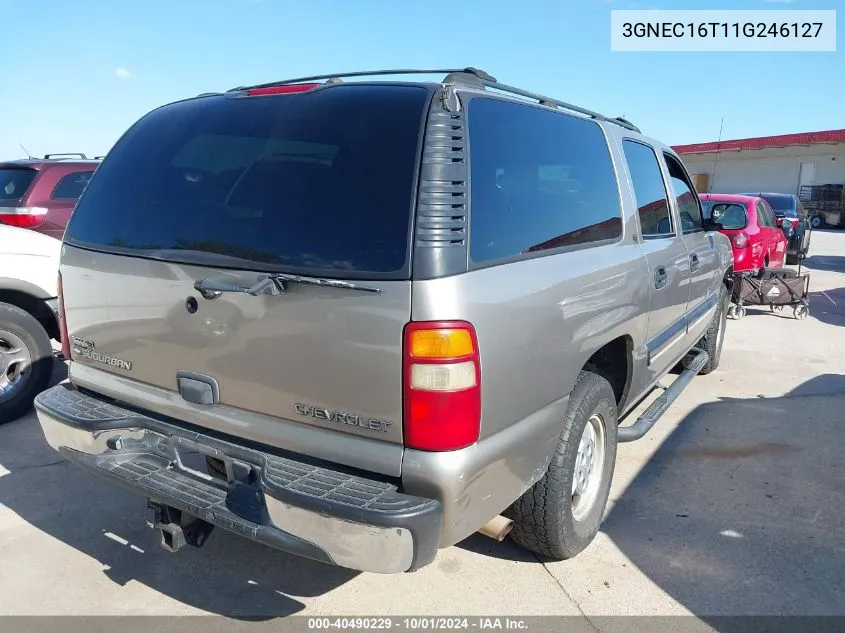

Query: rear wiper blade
[194,273,381,299]
[273,273,382,293]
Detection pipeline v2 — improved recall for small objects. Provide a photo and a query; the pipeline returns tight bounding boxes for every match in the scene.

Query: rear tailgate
[61,247,411,442]
[60,83,432,466]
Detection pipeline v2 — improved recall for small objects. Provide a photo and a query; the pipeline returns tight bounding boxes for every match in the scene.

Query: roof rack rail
[230,67,497,92]
[228,67,640,133]
[44,153,88,160]
[476,81,641,133]
[93,155,105,160]
[612,116,639,131]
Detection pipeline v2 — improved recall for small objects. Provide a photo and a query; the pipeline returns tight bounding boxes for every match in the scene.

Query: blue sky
[1,0,841,159]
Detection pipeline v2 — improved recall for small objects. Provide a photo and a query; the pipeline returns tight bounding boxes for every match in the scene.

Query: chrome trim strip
[648,329,686,363]
[687,310,711,334]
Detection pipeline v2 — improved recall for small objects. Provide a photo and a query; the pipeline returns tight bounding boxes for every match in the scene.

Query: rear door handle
[654,266,668,289]
[689,253,700,272]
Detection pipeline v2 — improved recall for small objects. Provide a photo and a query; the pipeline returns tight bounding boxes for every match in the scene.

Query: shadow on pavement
[50,353,69,385]
[0,361,356,619]
[457,374,845,618]
[802,254,845,274]
[807,287,845,327]
[602,374,845,617]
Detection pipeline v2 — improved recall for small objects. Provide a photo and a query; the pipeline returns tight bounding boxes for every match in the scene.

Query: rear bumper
[731,246,759,272]
[34,383,442,574]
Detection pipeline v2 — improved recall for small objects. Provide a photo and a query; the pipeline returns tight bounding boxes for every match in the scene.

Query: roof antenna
[18,142,34,159]
[709,116,724,194]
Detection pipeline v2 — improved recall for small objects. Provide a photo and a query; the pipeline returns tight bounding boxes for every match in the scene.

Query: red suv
[699,193,787,273]
[0,154,100,239]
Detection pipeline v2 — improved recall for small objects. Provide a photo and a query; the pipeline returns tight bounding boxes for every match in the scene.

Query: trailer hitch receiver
[146,500,215,552]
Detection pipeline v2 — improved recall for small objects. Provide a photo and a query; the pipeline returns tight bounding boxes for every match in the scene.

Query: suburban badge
[71,337,133,371]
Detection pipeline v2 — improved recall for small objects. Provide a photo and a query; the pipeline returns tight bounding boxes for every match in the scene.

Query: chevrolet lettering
[294,403,392,433]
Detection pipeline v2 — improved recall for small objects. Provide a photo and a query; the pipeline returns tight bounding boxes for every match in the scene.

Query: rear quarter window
[622,140,673,238]
[64,85,430,278]
[466,98,622,264]
[52,171,94,200]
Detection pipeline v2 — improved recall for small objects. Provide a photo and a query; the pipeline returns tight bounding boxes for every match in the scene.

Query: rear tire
[686,283,729,375]
[0,302,54,425]
[505,371,618,560]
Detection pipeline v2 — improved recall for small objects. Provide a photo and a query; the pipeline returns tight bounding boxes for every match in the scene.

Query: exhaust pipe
[478,515,514,541]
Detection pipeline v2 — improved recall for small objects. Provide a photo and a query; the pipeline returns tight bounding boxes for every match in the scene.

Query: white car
[0,224,61,423]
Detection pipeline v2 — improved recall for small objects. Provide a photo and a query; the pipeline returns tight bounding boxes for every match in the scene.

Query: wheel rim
[571,413,606,521]
[0,329,33,404]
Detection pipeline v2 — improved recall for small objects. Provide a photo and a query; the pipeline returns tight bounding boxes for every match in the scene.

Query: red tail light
[732,232,749,248]
[403,321,481,451]
[57,272,71,360]
[247,83,320,96]
[0,206,48,228]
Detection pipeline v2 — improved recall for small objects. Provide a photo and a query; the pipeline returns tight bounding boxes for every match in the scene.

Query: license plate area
[167,435,256,488]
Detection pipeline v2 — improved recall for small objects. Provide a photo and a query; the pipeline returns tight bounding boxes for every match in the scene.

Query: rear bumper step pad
[34,383,442,573]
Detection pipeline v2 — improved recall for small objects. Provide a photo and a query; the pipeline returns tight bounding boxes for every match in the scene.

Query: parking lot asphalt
[1,231,843,625]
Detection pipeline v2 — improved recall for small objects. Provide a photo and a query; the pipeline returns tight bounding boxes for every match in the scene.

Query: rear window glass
[761,194,795,213]
[701,201,747,230]
[467,98,622,263]
[65,85,430,278]
[0,168,37,202]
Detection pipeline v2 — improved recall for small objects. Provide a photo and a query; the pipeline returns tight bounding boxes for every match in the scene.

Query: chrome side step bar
[617,348,709,443]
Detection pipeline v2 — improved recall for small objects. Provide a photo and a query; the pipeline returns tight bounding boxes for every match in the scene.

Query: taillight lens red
[732,232,749,248]
[403,321,481,452]
[247,83,320,96]
[57,272,71,360]
[0,206,48,228]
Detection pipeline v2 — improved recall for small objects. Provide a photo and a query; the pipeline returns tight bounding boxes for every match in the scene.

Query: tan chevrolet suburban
[33,68,734,573]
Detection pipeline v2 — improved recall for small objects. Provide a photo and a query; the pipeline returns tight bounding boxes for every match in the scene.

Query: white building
[673,129,845,196]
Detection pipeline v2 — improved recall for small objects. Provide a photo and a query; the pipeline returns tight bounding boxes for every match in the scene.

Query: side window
[467,98,623,264]
[663,153,704,233]
[766,202,780,227]
[51,171,93,200]
[758,202,775,227]
[755,202,767,227]
[622,140,673,238]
